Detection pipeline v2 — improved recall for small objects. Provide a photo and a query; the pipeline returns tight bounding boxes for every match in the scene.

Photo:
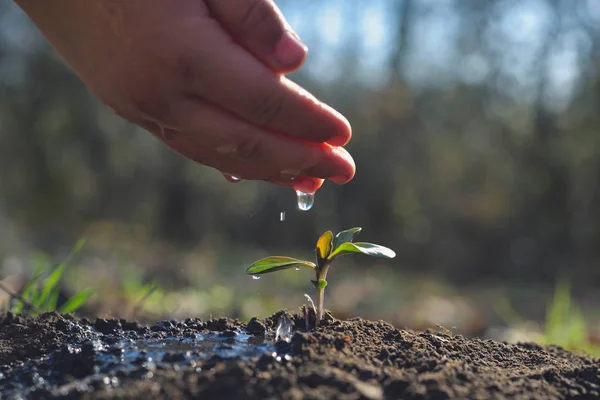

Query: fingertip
[293,177,324,194]
[268,176,323,194]
[329,175,351,185]
[325,108,352,147]
[274,30,308,71]
[327,146,355,184]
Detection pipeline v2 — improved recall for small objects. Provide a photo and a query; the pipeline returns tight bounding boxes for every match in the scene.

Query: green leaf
[315,231,333,263]
[333,227,362,250]
[311,279,328,290]
[72,238,86,254]
[543,280,590,351]
[59,288,95,314]
[47,291,59,312]
[38,263,67,308]
[328,242,396,260]
[14,277,37,314]
[12,300,24,314]
[246,256,316,275]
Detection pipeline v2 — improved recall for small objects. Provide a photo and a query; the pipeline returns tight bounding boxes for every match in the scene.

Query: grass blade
[72,238,86,254]
[59,288,95,314]
[38,263,67,309]
[48,291,59,313]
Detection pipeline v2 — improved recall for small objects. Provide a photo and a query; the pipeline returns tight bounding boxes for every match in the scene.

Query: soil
[0,310,599,400]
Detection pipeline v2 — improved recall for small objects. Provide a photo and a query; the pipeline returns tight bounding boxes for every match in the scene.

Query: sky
[278,0,597,111]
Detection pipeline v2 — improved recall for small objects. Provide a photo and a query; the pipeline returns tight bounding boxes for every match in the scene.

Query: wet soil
[0,310,599,399]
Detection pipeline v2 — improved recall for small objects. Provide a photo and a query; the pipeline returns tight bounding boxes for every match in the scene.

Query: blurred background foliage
[2,0,600,345]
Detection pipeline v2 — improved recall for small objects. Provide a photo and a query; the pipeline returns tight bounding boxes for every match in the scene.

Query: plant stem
[315,263,330,328]
[316,286,324,327]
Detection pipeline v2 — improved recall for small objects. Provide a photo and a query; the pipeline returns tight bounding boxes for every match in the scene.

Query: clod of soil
[0,310,599,399]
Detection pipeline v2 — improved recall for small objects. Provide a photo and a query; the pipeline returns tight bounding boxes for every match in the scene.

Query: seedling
[246,228,396,327]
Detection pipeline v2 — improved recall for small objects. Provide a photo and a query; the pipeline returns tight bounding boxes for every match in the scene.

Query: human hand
[15,0,355,193]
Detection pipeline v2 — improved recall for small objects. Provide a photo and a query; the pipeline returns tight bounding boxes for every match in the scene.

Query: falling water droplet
[252,275,261,280]
[280,211,286,221]
[295,267,300,271]
[223,174,242,183]
[296,190,314,211]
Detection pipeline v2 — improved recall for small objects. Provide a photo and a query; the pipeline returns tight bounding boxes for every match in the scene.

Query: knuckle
[240,0,276,34]
[249,87,286,126]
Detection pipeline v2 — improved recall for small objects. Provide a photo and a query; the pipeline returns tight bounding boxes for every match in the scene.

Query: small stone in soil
[246,318,266,336]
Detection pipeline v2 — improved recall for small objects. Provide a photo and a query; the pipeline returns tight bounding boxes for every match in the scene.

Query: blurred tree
[2,0,600,288]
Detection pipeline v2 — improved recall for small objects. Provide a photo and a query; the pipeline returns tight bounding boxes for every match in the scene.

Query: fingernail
[275,31,308,66]
[328,135,349,147]
[329,175,350,185]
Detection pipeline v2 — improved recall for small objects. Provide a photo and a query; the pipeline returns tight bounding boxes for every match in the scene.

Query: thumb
[205,0,308,73]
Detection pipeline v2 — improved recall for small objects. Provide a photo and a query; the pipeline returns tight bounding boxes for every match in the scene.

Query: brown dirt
[0,310,598,399]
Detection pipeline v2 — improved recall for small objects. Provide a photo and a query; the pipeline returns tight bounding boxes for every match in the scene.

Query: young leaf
[328,242,396,260]
[311,279,328,290]
[333,227,362,250]
[59,288,95,314]
[316,231,333,262]
[246,256,316,275]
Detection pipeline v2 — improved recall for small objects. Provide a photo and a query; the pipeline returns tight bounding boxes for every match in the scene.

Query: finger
[177,21,351,146]
[224,170,322,193]
[268,176,324,194]
[163,129,333,192]
[205,0,307,73]
[162,96,355,184]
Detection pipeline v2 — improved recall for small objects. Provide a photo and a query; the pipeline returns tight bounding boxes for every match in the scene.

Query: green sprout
[11,238,95,316]
[246,228,396,327]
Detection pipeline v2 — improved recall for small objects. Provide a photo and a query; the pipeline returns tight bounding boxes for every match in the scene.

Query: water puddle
[103,332,273,366]
[0,329,291,398]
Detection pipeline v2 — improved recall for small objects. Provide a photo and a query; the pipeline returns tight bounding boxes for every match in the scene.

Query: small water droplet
[280,211,286,221]
[296,190,314,211]
[275,316,293,342]
[223,174,242,183]
[295,267,300,271]
[252,275,261,280]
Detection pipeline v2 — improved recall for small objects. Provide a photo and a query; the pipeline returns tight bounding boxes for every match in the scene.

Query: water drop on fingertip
[252,275,261,280]
[296,190,314,211]
[223,173,242,183]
